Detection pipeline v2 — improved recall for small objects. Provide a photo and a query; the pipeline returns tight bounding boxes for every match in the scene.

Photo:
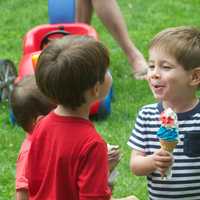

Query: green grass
[0,0,200,199]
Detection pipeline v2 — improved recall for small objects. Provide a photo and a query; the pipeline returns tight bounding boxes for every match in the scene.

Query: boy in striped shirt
[128,26,200,200]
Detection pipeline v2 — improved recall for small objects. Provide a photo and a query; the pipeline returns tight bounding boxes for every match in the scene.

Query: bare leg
[75,0,93,24]
[91,0,147,79]
[75,0,147,79]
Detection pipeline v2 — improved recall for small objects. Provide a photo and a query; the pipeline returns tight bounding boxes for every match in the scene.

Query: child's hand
[152,149,173,176]
[107,144,121,172]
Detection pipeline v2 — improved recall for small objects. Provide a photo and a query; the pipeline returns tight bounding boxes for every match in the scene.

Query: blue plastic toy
[48,0,75,24]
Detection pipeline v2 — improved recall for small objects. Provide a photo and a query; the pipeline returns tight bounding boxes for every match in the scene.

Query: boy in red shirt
[12,75,121,200]
[17,36,138,200]
[11,77,136,200]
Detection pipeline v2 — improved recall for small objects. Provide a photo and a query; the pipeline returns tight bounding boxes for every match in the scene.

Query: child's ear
[91,82,100,98]
[190,67,200,86]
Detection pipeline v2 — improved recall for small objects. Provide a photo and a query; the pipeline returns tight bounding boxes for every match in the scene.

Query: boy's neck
[54,105,90,120]
[162,97,199,113]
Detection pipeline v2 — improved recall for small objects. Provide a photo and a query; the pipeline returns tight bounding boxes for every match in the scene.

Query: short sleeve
[127,108,146,152]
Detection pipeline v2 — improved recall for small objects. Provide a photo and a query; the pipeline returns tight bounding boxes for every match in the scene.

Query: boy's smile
[147,48,196,106]
[150,83,165,96]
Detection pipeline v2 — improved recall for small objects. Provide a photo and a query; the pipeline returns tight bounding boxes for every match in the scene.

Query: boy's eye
[148,65,155,70]
[162,65,171,70]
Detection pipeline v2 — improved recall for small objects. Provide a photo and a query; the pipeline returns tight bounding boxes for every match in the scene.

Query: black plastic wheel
[0,59,17,101]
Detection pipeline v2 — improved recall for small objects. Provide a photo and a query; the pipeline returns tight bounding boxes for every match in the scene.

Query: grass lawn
[0,0,200,199]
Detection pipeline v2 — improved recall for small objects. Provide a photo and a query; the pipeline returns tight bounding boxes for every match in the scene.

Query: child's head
[147,26,200,102]
[35,35,111,110]
[149,26,200,71]
[11,75,55,132]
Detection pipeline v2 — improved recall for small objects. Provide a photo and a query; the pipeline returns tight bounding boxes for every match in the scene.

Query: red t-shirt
[27,112,111,200]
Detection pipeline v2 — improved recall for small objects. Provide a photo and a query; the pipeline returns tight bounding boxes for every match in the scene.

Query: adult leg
[75,0,93,24]
[91,0,147,79]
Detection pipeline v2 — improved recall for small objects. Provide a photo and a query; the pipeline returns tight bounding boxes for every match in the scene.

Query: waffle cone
[160,139,178,153]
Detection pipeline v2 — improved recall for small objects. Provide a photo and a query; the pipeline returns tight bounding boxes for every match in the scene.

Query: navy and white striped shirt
[128,102,200,200]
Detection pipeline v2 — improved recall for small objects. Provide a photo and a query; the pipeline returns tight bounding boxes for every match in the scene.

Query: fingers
[107,144,119,152]
[153,149,173,175]
[107,145,121,172]
[108,145,120,160]
[108,150,121,164]
[108,149,120,159]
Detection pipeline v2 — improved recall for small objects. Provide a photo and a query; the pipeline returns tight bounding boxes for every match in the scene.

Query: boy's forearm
[130,154,156,176]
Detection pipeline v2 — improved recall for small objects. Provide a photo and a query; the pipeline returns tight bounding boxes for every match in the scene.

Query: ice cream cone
[160,139,178,153]
[157,108,179,179]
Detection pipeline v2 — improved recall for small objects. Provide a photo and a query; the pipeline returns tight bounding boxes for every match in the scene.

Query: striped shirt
[127,102,200,200]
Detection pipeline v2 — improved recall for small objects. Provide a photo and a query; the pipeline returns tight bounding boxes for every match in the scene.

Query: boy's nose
[149,67,160,79]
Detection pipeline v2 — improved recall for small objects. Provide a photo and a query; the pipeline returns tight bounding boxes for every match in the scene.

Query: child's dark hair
[149,26,200,71]
[35,35,110,109]
[10,75,55,132]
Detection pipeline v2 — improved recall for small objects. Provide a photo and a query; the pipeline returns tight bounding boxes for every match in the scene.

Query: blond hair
[149,26,200,70]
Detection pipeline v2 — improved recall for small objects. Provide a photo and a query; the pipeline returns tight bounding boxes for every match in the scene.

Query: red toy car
[17,23,112,119]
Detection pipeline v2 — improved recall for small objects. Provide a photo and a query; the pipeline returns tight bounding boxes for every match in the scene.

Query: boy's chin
[153,94,163,101]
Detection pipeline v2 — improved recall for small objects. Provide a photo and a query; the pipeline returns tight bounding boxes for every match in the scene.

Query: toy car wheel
[0,59,17,101]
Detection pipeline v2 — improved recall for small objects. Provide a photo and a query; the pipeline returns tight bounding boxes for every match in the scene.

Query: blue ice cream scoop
[157,126,179,141]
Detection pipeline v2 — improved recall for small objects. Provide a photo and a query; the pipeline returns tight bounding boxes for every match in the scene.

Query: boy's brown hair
[10,75,55,132]
[35,35,110,109]
[149,26,200,71]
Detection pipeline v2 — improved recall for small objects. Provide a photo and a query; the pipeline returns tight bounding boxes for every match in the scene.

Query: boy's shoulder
[139,102,159,113]
[136,102,161,119]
